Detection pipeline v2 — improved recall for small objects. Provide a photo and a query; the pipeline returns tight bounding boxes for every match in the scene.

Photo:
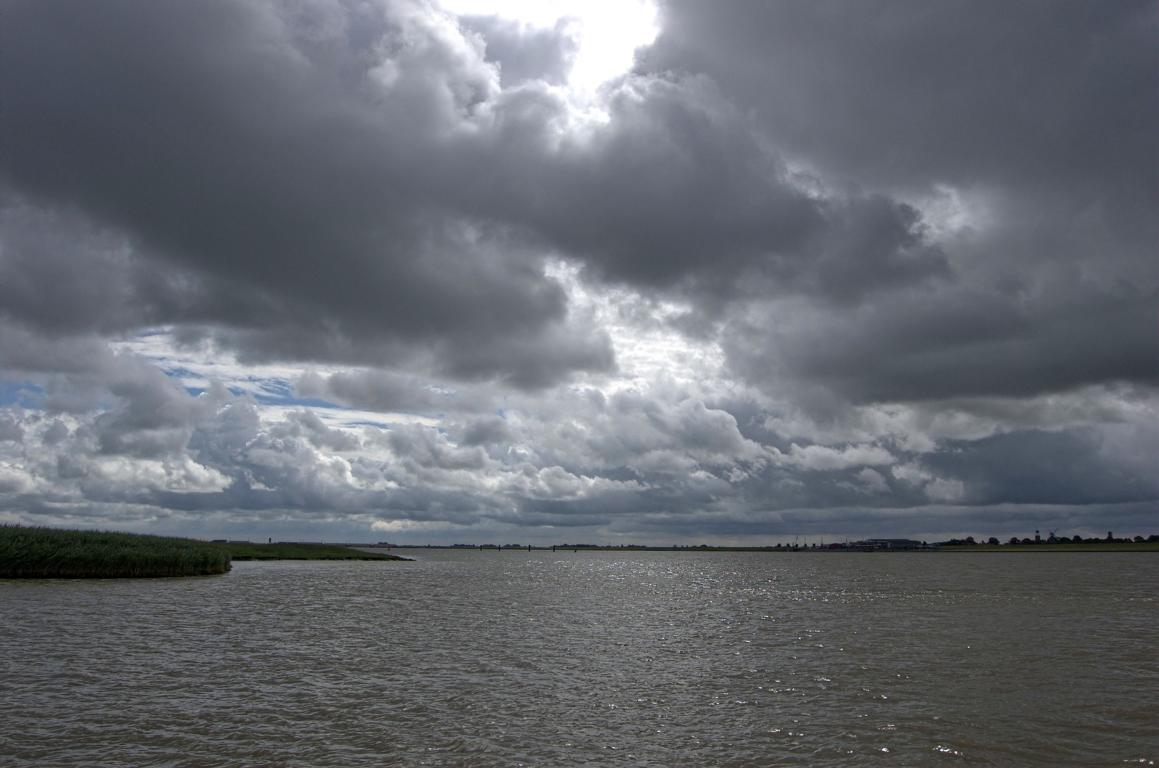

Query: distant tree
[965,536,976,545]
[1021,537,1034,545]
[1071,535,1084,543]
[987,537,999,546]
[1134,535,1145,543]
[1008,536,1020,545]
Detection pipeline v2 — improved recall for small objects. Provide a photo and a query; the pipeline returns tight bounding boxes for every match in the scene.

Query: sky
[0,0,1156,544]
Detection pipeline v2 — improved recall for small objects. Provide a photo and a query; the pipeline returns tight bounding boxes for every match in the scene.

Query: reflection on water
[1,552,1156,766]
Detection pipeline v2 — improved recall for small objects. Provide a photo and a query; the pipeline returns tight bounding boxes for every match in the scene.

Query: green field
[0,525,231,578]
[224,541,407,561]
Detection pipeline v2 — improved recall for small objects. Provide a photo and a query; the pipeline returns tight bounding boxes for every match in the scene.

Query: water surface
[2,551,1156,766]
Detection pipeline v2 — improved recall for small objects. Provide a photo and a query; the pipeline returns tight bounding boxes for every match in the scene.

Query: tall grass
[0,525,231,578]
[225,541,403,560]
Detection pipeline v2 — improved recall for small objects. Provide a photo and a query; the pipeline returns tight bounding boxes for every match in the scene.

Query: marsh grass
[0,525,231,578]
[225,542,404,560]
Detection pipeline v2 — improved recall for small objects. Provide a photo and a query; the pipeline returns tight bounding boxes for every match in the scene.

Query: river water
[1,551,1155,767]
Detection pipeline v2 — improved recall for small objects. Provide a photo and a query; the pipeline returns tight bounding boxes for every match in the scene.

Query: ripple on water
[1,553,1156,766]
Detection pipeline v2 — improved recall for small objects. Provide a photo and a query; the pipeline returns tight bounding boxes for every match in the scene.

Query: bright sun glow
[436,0,659,93]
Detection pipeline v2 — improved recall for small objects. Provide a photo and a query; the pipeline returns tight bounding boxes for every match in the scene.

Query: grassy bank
[0,525,231,578]
[224,541,408,561]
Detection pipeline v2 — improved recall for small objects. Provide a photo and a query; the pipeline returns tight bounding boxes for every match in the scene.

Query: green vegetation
[0,527,409,578]
[224,541,407,561]
[0,525,231,578]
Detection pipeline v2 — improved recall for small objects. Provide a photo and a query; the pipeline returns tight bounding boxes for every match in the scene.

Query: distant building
[863,538,924,550]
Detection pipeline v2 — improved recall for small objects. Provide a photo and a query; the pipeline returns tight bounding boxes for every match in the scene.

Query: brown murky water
[1,551,1156,766]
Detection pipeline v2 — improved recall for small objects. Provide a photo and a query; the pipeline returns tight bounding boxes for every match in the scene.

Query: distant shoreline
[927,543,1158,553]
[374,541,1159,554]
[4,525,1153,581]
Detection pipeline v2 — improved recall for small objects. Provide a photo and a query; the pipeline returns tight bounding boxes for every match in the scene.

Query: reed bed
[225,541,404,560]
[0,525,231,578]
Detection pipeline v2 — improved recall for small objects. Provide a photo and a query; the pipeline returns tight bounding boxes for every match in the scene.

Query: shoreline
[376,542,1159,554]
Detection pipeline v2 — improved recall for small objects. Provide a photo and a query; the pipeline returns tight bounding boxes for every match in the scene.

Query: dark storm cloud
[0,0,954,378]
[0,0,608,386]
[451,74,949,306]
[645,0,1159,403]
[0,201,280,336]
[646,0,1158,200]
[923,426,1159,506]
[724,272,1158,405]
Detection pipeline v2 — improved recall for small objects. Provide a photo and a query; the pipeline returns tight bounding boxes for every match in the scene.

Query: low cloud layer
[0,0,1154,542]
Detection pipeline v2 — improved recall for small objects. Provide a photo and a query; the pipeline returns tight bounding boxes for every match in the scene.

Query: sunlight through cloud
[437,0,658,94]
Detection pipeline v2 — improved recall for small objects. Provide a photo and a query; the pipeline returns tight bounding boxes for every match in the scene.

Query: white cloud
[86,456,231,494]
[783,443,896,471]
